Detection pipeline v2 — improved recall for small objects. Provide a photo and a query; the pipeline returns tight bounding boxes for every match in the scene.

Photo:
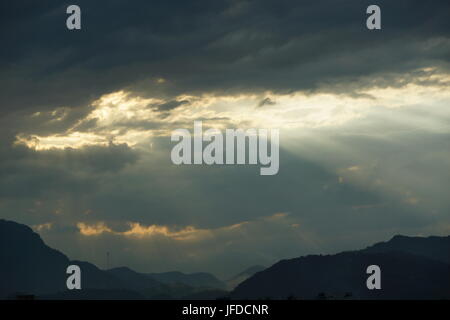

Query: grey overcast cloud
[0,0,449,280]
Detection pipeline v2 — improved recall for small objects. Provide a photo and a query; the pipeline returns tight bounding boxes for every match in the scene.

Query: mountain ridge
[231,234,450,299]
[2,219,449,300]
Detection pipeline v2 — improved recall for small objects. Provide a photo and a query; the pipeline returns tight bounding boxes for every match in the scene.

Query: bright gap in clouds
[14,69,450,151]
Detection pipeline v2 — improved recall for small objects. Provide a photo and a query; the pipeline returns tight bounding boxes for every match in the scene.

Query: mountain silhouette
[0,219,136,298]
[106,267,183,298]
[0,219,69,297]
[107,267,164,290]
[2,219,450,300]
[0,219,228,299]
[231,235,450,300]
[363,234,450,264]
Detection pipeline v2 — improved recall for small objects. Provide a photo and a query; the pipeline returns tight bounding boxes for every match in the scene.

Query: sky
[0,0,449,279]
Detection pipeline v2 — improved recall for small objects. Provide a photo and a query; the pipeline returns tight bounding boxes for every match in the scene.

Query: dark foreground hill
[231,235,450,300]
[0,219,70,297]
[0,219,134,298]
[363,234,450,263]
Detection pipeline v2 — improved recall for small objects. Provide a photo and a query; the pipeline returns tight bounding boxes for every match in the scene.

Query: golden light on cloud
[77,222,112,236]
[77,221,210,241]
[77,212,292,242]
[15,132,110,151]
[122,223,203,241]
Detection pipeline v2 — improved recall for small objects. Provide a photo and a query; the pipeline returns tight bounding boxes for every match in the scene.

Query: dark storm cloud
[1,0,449,116]
[0,142,138,199]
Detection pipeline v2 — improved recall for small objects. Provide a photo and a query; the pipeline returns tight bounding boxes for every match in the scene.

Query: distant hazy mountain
[232,235,450,300]
[226,265,265,290]
[181,289,229,300]
[107,267,164,290]
[147,271,226,290]
[106,267,179,298]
